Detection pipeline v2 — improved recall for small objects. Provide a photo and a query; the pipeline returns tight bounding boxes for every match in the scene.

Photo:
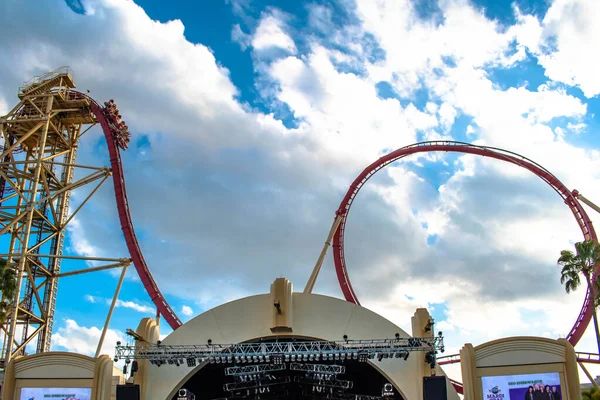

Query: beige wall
[137,280,459,400]
[460,337,581,400]
[1,352,118,400]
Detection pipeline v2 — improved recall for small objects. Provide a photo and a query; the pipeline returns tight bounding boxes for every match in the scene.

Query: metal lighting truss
[223,376,291,392]
[295,376,353,389]
[115,336,444,363]
[290,363,345,375]
[225,363,286,376]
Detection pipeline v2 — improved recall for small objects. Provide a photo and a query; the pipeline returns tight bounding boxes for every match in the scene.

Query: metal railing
[18,66,73,94]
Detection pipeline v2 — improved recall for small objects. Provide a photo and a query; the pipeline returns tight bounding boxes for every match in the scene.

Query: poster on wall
[481,372,562,400]
[20,388,92,400]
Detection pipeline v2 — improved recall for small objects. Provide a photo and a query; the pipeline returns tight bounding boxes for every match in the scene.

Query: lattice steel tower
[0,68,126,365]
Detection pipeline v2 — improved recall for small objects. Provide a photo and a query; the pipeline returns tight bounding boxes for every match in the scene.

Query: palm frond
[558,249,575,265]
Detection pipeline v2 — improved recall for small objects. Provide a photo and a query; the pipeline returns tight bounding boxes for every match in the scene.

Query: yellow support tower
[0,67,125,365]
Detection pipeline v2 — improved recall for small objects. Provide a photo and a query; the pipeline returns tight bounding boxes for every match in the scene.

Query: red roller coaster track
[333,141,598,392]
[73,92,182,330]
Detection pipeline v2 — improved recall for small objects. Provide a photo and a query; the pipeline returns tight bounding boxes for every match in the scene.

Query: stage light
[353,352,358,360]
[425,351,435,369]
[403,352,409,361]
[186,358,196,367]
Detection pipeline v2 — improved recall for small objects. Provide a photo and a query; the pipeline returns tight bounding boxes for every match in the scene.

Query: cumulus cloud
[515,0,600,97]
[85,295,155,314]
[181,305,194,316]
[251,11,297,54]
[52,319,125,359]
[115,300,155,314]
[2,0,600,383]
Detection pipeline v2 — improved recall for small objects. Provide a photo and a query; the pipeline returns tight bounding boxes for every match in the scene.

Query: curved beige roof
[142,282,459,400]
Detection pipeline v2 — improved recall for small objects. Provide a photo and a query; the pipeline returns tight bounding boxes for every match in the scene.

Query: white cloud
[115,299,155,314]
[357,0,522,96]
[52,319,125,359]
[85,294,97,303]
[67,218,99,260]
[181,305,193,316]
[231,24,251,50]
[251,12,297,54]
[84,294,154,314]
[520,0,600,97]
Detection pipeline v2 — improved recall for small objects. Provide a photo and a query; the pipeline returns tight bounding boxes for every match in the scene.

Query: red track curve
[72,92,182,329]
[332,141,598,392]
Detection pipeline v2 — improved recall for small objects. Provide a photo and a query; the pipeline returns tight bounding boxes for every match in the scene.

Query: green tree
[0,258,16,324]
[582,386,600,400]
[558,240,600,353]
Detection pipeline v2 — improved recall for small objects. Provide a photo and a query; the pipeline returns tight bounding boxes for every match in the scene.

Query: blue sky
[2,0,600,382]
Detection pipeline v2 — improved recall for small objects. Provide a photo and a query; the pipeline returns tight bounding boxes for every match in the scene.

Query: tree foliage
[558,240,600,299]
[582,386,600,400]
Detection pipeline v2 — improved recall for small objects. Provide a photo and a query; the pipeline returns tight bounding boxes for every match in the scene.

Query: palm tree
[0,258,16,324]
[558,240,600,353]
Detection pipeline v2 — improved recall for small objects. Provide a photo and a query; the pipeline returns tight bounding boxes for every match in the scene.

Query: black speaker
[116,384,140,400]
[423,376,447,400]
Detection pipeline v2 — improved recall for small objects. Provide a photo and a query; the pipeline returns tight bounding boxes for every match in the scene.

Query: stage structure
[0,67,181,366]
[114,335,444,365]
